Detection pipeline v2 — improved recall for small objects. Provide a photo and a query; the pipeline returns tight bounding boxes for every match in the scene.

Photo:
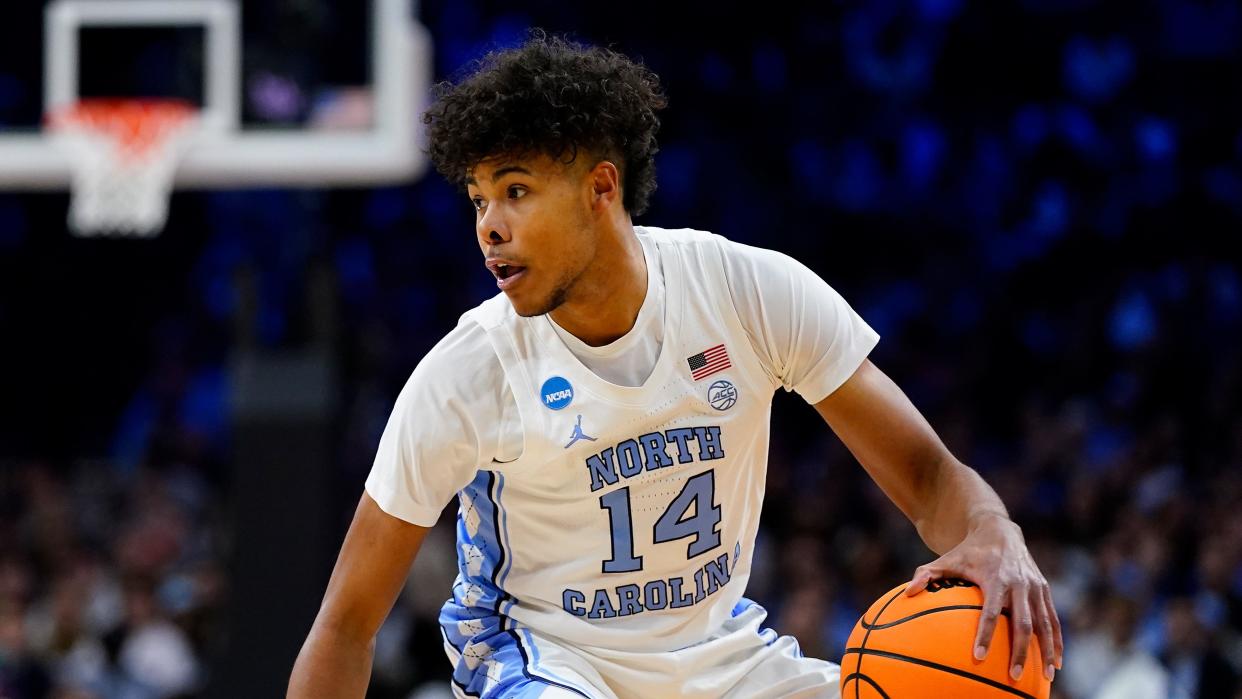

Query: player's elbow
[312,604,382,648]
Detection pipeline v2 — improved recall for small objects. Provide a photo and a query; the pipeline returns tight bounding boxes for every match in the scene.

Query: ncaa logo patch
[707,380,737,411]
[541,376,574,410]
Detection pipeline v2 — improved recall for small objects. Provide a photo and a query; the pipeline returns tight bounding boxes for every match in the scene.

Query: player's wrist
[966,511,1017,537]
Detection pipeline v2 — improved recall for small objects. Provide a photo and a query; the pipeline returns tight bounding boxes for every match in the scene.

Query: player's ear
[588,161,622,211]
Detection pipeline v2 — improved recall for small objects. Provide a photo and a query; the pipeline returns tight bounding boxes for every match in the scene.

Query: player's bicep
[314,491,431,642]
[812,359,953,522]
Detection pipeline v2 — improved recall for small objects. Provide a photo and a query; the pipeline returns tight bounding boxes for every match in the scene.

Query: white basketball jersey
[442,227,785,654]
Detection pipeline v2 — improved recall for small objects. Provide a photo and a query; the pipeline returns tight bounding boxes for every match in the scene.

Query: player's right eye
[471,196,486,211]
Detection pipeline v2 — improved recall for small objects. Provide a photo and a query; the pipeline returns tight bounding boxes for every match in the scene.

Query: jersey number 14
[598,470,721,573]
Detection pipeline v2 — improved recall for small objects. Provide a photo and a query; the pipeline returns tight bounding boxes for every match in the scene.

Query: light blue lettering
[693,426,725,460]
[665,428,696,463]
[586,448,618,492]
[616,439,643,478]
[588,589,618,619]
[563,589,586,616]
[669,576,695,608]
[640,432,674,470]
[616,584,643,616]
[643,580,668,610]
[705,553,730,594]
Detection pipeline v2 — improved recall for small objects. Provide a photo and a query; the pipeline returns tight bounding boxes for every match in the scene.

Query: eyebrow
[465,165,533,187]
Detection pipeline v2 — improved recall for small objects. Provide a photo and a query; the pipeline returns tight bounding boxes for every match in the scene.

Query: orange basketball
[841,578,1051,698]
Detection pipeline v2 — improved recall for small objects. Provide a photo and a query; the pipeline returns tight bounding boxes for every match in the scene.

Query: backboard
[0,0,432,189]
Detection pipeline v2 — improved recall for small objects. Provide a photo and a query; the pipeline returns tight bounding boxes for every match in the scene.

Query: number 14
[598,470,721,573]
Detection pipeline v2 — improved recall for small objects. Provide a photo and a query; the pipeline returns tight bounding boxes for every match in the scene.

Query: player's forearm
[913,456,1011,556]
[287,622,376,699]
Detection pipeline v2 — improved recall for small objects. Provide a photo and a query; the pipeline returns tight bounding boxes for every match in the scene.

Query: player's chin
[507,285,564,318]
[506,289,552,318]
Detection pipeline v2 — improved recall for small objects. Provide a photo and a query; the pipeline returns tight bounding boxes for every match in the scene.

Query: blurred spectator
[1162,597,1238,699]
[0,600,52,699]
[1063,592,1167,698]
[0,462,222,698]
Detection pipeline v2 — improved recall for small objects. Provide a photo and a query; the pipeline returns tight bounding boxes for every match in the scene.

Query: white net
[48,100,200,237]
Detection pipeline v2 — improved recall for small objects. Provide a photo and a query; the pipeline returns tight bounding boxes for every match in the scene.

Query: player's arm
[287,492,430,698]
[720,239,1062,680]
[813,360,1063,682]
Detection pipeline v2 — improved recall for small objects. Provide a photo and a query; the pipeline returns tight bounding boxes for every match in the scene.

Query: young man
[288,34,1063,698]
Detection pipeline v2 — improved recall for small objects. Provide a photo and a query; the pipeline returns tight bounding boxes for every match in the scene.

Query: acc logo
[541,376,574,410]
[707,380,737,411]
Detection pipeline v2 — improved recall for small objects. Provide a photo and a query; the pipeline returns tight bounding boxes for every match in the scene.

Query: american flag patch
[687,344,731,381]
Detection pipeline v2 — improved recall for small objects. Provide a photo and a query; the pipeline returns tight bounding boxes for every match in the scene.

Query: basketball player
[288,34,1063,698]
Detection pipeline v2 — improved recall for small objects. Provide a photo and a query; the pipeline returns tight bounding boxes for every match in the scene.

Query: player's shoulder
[398,310,504,403]
[639,225,786,263]
[637,225,737,272]
[637,224,724,251]
[640,224,800,279]
[430,311,496,358]
[462,289,521,331]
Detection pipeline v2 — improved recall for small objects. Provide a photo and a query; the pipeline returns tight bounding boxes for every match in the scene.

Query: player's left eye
[508,185,527,199]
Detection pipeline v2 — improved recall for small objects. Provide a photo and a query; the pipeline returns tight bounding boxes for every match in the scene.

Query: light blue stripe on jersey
[441,620,582,698]
[440,614,596,698]
[495,472,517,617]
[516,625,595,697]
[730,597,756,617]
[443,473,592,697]
[439,626,481,698]
[732,597,781,648]
[441,469,507,685]
[449,470,508,615]
[442,469,544,696]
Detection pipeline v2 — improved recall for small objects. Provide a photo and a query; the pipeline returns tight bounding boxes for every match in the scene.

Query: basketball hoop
[47,99,201,237]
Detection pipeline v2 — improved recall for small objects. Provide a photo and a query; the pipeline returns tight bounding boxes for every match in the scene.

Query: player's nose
[477,205,512,247]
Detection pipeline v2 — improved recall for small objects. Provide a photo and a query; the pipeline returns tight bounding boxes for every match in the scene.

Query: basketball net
[47,99,201,237]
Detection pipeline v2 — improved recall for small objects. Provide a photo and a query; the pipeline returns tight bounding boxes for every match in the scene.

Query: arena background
[1,1,1240,697]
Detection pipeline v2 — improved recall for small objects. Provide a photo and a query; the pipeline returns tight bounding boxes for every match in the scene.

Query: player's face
[467,153,597,317]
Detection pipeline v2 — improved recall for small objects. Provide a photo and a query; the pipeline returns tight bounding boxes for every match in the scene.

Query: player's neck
[550,220,646,347]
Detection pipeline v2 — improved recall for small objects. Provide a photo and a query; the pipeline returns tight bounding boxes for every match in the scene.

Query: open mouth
[495,263,525,280]
[490,262,528,289]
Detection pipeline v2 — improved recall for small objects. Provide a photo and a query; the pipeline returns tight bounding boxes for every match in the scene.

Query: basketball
[841,578,1051,698]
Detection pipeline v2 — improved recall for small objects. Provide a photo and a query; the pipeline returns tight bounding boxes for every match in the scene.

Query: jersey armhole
[491,379,525,464]
[464,311,534,466]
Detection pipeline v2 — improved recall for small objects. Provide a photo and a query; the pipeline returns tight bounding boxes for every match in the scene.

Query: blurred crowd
[3,0,1242,697]
[0,461,226,698]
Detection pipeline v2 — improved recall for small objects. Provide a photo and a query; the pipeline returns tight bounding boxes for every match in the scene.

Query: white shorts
[442,598,839,698]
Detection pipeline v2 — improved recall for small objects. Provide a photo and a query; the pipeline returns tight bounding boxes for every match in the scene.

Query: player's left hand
[902,514,1063,683]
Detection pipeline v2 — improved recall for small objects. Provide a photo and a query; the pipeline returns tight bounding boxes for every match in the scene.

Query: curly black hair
[423,31,668,216]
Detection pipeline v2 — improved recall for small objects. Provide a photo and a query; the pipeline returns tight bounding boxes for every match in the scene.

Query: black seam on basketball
[841,673,892,699]
[856,587,906,699]
[861,603,1013,631]
[861,604,984,630]
[841,647,1039,699]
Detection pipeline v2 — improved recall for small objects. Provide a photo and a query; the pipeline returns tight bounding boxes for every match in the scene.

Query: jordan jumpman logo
[564,414,597,449]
